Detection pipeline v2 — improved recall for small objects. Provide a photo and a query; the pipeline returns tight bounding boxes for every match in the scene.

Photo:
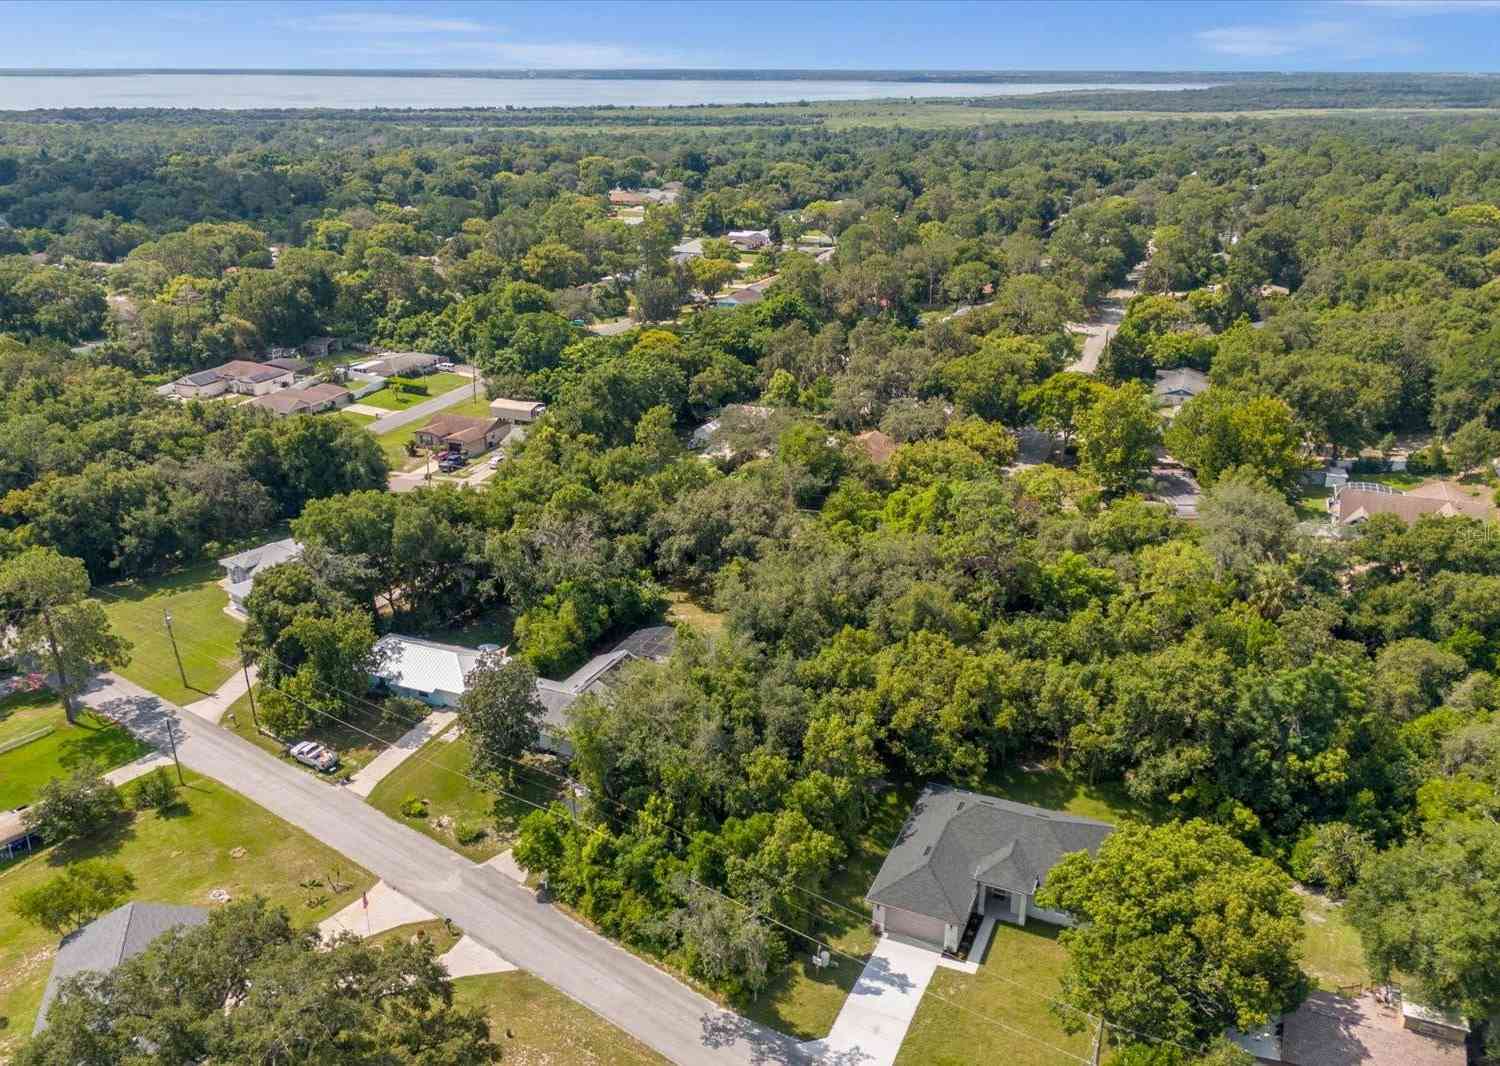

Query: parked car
[488,451,504,468]
[435,361,456,372]
[438,453,465,473]
[289,740,339,772]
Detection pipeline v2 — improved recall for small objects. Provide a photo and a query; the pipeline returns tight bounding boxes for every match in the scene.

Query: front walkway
[802,937,939,1066]
[345,711,457,797]
[182,664,256,725]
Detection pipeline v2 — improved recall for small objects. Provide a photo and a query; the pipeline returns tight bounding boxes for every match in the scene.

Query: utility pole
[164,609,187,689]
[242,657,260,733]
[1091,1018,1105,1066]
[164,717,184,785]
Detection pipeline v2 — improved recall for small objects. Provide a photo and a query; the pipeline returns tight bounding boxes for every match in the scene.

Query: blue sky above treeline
[2,0,1498,73]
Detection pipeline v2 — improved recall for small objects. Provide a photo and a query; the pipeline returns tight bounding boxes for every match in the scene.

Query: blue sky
[1,0,1498,72]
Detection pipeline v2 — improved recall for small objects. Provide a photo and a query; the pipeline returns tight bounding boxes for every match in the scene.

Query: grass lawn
[1300,888,1371,993]
[96,561,245,706]
[367,918,462,957]
[452,972,669,1065]
[665,589,727,636]
[1294,486,1333,523]
[743,784,914,1040]
[980,762,1159,825]
[357,373,471,411]
[0,690,150,809]
[366,727,559,862]
[0,772,374,1058]
[373,395,495,466]
[337,410,378,427]
[419,609,515,650]
[896,921,1106,1066]
[219,687,413,781]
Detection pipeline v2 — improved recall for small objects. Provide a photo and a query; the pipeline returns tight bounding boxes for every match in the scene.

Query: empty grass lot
[0,690,150,810]
[896,920,1107,1066]
[356,372,470,411]
[374,395,495,466]
[1301,888,1371,993]
[452,972,669,1065]
[980,761,1159,825]
[96,561,245,706]
[366,726,559,862]
[0,772,373,1060]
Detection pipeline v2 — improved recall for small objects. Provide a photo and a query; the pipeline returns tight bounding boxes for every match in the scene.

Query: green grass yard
[980,762,1160,825]
[896,920,1106,1066]
[1300,889,1371,993]
[96,562,245,706]
[366,727,559,862]
[0,690,150,810]
[356,373,471,411]
[452,972,669,1065]
[0,772,374,1059]
[373,395,495,466]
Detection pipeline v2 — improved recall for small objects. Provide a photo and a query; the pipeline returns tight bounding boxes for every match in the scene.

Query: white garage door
[883,906,946,948]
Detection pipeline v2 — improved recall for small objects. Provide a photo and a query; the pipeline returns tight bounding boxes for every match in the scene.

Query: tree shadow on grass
[55,717,150,773]
[43,812,139,868]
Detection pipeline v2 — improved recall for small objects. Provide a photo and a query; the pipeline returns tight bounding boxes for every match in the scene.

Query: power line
[88,583,1195,1062]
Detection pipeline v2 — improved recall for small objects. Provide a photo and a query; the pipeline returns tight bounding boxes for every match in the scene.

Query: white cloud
[1346,0,1500,14]
[289,11,494,34]
[1195,19,1422,58]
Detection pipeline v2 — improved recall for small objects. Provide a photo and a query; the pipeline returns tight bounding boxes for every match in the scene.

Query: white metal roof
[373,635,482,697]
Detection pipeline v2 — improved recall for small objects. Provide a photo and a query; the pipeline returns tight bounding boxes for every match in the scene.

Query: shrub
[11,859,136,933]
[131,767,179,815]
[400,795,429,819]
[453,818,488,845]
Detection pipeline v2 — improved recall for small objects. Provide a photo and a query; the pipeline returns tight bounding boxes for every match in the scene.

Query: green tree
[1348,818,1500,1020]
[1165,391,1307,493]
[1023,371,1109,449]
[18,896,499,1066]
[11,860,135,934]
[1076,381,1162,494]
[21,764,125,843]
[457,653,545,781]
[1447,416,1500,476]
[0,547,130,721]
[1037,819,1305,1045]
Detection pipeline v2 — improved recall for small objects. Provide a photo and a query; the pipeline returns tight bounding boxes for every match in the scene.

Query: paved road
[366,369,482,436]
[80,673,810,1066]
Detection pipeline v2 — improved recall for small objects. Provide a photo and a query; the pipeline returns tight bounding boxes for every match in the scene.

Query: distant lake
[0,74,1213,111]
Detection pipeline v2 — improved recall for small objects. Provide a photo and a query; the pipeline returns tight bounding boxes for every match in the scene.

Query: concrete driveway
[365,369,481,436]
[803,938,939,1066]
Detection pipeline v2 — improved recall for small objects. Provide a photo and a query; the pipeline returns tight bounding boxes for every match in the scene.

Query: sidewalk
[345,710,456,798]
[182,664,256,725]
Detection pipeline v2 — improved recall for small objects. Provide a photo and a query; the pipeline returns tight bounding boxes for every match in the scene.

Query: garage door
[883,906,946,948]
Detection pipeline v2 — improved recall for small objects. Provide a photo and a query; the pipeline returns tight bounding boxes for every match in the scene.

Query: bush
[131,767,179,815]
[453,818,488,845]
[1406,442,1449,476]
[11,859,136,933]
[392,377,429,397]
[400,795,429,819]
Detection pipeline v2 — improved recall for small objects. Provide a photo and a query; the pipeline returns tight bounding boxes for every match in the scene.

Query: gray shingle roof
[866,786,1113,925]
[36,902,208,1031]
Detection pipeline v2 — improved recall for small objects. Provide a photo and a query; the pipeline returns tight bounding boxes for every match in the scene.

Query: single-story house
[263,355,310,375]
[609,189,650,207]
[35,903,208,1032]
[1233,990,1467,1066]
[412,414,508,457]
[866,785,1113,953]
[727,229,772,251]
[488,398,547,424]
[216,359,297,395]
[173,368,228,399]
[370,634,482,707]
[713,287,763,309]
[371,626,676,756]
[247,391,315,417]
[246,383,352,417]
[218,537,302,613]
[1328,482,1491,526]
[1153,367,1210,407]
[670,238,705,264]
[353,352,441,378]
